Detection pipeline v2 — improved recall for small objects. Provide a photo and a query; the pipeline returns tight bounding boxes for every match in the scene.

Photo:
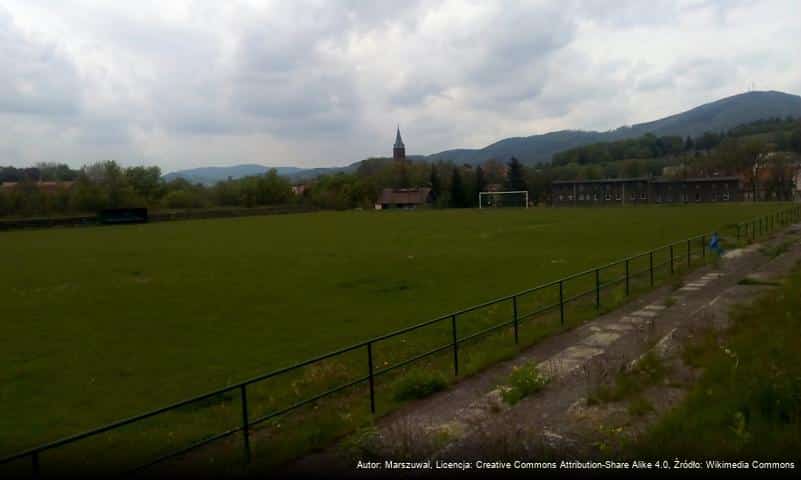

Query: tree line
[0,161,294,218]
[2,118,799,218]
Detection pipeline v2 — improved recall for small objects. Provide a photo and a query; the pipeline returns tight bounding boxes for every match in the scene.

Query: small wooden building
[375,188,433,210]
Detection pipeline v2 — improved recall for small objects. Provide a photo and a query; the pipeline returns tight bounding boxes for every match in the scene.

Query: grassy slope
[636,262,801,460]
[0,203,782,453]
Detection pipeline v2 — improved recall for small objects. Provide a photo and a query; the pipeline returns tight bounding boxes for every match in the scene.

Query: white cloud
[0,0,799,172]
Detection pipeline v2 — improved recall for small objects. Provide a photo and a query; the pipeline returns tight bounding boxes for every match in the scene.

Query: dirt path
[286,222,801,476]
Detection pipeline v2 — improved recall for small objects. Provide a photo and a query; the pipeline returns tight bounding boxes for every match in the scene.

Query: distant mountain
[164,90,801,183]
[162,164,306,184]
[426,90,801,165]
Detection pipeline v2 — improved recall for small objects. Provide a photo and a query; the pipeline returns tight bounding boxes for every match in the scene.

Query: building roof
[0,181,75,191]
[394,126,405,149]
[651,176,739,183]
[553,176,739,185]
[378,187,431,205]
[552,177,650,185]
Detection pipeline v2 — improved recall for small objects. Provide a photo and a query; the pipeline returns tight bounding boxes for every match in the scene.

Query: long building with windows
[551,176,742,206]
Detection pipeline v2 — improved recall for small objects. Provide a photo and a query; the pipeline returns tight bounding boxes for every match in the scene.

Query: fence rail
[3,204,800,476]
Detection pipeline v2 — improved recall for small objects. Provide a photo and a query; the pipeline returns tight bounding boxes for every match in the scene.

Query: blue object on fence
[709,232,723,255]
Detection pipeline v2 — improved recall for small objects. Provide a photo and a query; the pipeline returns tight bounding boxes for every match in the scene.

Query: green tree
[125,166,162,202]
[474,166,487,204]
[429,164,442,202]
[504,157,527,191]
[449,168,467,208]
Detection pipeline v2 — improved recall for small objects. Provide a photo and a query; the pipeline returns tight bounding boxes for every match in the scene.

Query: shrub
[501,363,549,405]
[393,371,448,402]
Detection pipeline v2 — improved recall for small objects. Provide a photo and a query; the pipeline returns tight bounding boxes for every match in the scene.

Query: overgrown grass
[759,239,795,259]
[737,276,781,286]
[635,263,801,459]
[392,371,448,402]
[500,363,549,405]
[628,396,655,417]
[588,352,668,405]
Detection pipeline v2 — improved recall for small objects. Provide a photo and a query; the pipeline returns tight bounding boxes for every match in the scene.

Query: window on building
[615,192,621,201]
[723,192,730,201]
[558,195,564,201]
[593,193,598,201]
[605,192,611,201]
[640,192,647,200]
[630,192,636,200]
[695,192,701,202]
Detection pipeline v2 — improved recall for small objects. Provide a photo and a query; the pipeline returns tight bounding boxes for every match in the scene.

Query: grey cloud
[0,9,81,116]
[0,0,798,169]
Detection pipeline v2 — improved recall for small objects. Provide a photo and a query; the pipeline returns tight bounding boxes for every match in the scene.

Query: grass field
[0,203,785,464]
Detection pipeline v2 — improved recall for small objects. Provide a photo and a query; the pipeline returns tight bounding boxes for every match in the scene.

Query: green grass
[0,203,786,467]
[587,352,668,405]
[635,264,801,460]
[392,371,448,402]
[501,362,549,405]
[759,239,795,259]
[737,276,781,286]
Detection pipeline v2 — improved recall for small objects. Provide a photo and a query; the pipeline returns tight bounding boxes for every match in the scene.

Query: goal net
[478,191,529,208]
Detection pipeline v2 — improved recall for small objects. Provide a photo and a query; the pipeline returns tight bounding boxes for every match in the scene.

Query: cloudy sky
[1,0,799,173]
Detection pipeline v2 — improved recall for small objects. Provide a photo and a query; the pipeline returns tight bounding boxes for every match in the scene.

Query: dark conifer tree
[429,164,441,200]
[474,166,487,206]
[504,157,527,191]
[449,167,466,208]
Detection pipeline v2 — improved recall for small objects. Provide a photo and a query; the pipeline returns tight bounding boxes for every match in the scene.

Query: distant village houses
[0,181,75,194]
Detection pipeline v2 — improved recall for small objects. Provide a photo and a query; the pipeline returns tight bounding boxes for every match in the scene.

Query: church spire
[394,125,404,148]
[393,125,406,161]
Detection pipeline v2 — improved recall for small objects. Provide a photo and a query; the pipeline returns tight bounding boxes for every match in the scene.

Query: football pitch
[0,203,783,458]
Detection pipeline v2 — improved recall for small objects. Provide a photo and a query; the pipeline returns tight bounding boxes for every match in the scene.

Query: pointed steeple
[393,125,406,161]
[394,125,405,148]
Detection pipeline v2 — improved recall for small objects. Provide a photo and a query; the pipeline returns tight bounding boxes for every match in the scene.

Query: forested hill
[426,91,801,166]
[552,117,801,167]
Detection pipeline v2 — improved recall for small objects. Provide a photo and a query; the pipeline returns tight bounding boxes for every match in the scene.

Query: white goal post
[478,190,529,209]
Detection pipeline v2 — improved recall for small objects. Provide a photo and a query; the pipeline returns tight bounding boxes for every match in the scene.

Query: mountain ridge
[163,90,801,184]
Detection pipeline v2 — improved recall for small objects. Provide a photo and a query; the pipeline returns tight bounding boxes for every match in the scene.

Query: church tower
[393,126,406,161]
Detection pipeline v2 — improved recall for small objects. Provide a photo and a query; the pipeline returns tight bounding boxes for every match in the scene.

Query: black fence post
[625,259,630,296]
[558,280,565,326]
[451,314,459,375]
[32,452,40,478]
[670,245,674,274]
[240,385,251,464]
[595,269,600,310]
[702,235,706,259]
[649,251,654,287]
[367,342,376,414]
[512,296,519,345]
[687,239,691,268]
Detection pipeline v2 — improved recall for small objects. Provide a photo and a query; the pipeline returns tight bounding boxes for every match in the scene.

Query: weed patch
[393,372,448,402]
[501,363,549,405]
[588,352,667,405]
[636,265,801,459]
[737,276,781,286]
